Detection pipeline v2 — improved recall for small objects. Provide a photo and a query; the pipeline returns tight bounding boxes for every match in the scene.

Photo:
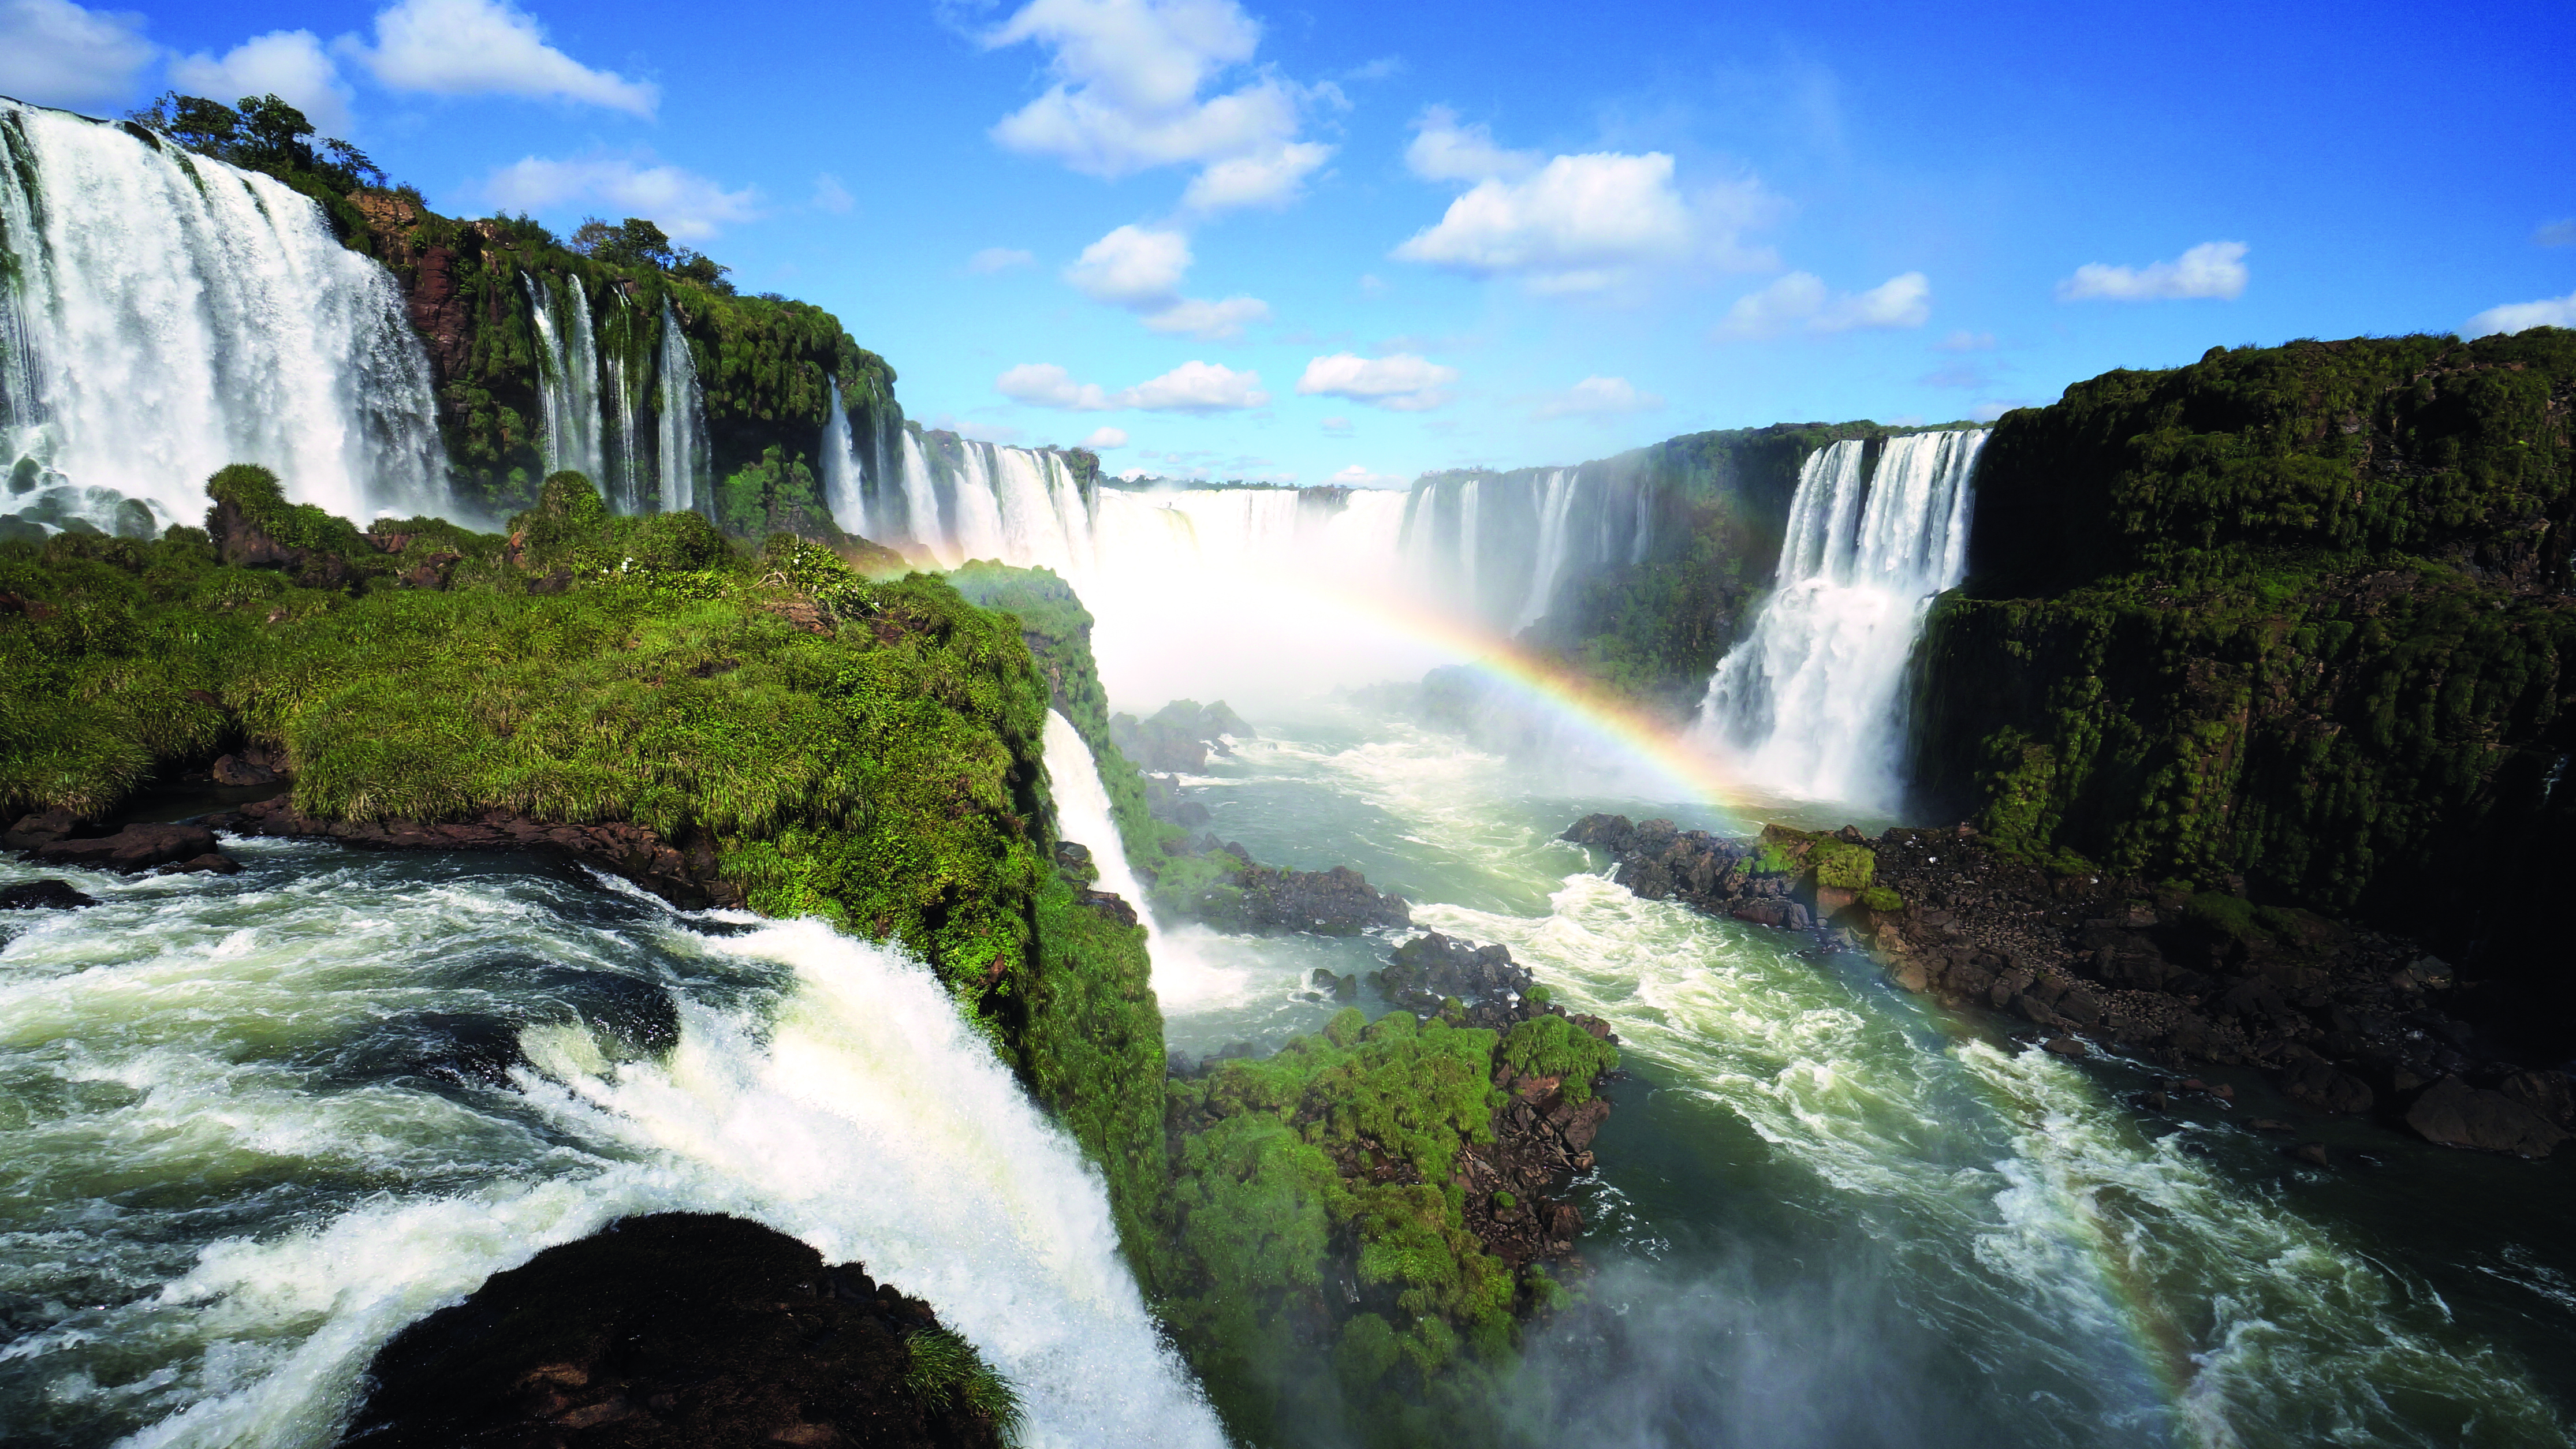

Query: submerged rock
[0,878,99,910]
[337,1212,1011,1449]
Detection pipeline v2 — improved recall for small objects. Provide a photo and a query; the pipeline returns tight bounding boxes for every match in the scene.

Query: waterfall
[0,99,448,531]
[601,321,648,515]
[522,275,603,487]
[1695,429,1989,807]
[1045,711,1161,926]
[1516,469,1578,629]
[821,378,867,537]
[657,301,709,518]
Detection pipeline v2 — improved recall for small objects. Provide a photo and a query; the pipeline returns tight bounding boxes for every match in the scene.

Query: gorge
[3,90,2575,1449]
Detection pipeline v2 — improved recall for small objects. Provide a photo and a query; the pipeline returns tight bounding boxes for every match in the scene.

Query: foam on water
[0,846,1218,1449]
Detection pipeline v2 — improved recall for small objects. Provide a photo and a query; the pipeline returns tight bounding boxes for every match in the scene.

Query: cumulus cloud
[1296,352,1457,412]
[1065,223,1194,305]
[2056,241,2247,302]
[0,0,156,110]
[2464,291,2576,338]
[810,173,853,214]
[996,359,1268,412]
[967,247,1036,274]
[1403,105,1538,183]
[1330,464,1407,487]
[351,0,657,115]
[1716,271,1930,339]
[1064,223,1268,338]
[1141,294,1269,340]
[172,30,354,134]
[1533,375,1663,420]
[482,154,760,240]
[980,0,1332,212]
[1391,107,1777,294]
[1082,426,1129,449]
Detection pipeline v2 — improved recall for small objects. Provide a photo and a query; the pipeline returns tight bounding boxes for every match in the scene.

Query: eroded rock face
[337,1213,1005,1449]
[211,796,741,910]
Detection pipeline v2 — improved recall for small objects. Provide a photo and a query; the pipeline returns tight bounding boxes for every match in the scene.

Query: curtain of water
[1695,430,1989,807]
[655,302,709,518]
[0,100,448,529]
[820,378,867,537]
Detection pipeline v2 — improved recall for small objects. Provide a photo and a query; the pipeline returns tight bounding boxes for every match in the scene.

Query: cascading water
[0,99,448,531]
[820,378,867,536]
[1695,430,1988,807]
[522,275,604,487]
[656,301,709,518]
[0,843,1224,1448]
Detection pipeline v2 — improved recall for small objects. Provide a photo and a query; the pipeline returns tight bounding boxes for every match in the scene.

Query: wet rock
[211,752,279,787]
[2292,1142,2331,1168]
[2281,1054,2376,1115]
[2500,1069,2574,1128]
[2043,1036,2086,1058]
[0,878,99,910]
[1076,888,1139,928]
[1381,931,1533,1007]
[1222,863,1410,935]
[211,796,742,910]
[25,822,216,873]
[2404,1078,2569,1158]
[167,853,243,875]
[336,1212,1004,1449]
[1,808,78,852]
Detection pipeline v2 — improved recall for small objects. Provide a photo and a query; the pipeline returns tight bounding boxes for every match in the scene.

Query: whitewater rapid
[0,842,1220,1449]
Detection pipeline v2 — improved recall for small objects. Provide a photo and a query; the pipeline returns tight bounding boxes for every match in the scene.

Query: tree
[126,92,382,194]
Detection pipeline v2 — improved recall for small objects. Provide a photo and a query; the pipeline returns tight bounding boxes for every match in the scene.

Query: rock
[2044,1036,2087,1058]
[1382,932,1533,1006]
[167,853,243,875]
[1,808,78,851]
[1889,959,1930,994]
[2501,1070,2574,1127]
[1224,863,1410,935]
[0,878,100,910]
[27,822,217,873]
[211,752,279,786]
[2250,1118,2294,1133]
[2404,1078,2570,1158]
[214,796,743,911]
[2292,1142,2331,1168]
[1076,889,1139,928]
[2280,1055,2375,1115]
[335,1213,1005,1449]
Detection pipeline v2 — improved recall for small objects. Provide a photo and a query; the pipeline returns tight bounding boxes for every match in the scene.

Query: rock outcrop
[3,811,238,875]
[337,1213,1010,1449]
[211,796,741,910]
[0,878,99,910]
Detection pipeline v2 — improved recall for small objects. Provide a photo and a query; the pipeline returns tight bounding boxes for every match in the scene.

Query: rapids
[0,844,1220,1449]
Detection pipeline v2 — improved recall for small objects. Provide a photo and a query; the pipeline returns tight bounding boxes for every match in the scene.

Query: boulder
[0,878,100,910]
[2404,1078,2568,1157]
[2500,1069,2574,1128]
[27,823,217,873]
[2280,1055,2376,1115]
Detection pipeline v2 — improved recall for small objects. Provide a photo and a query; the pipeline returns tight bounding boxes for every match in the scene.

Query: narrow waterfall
[656,302,709,518]
[522,275,603,486]
[601,313,648,516]
[820,378,867,536]
[0,99,448,530]
[1516,468,1578,629]
[1695,429,1989,806]
[1044,711,1161,927]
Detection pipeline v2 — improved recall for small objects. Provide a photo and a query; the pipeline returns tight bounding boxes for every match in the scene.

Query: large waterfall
[523,274,604,487]
[656,301,709,518]
[1695,429,1988,807]
[821,377,867,537]
[0,100,449,532]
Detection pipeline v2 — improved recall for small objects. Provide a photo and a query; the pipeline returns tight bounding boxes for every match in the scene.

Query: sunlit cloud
[173,30,353,134]
[1716,271,1930,339]
[0,0,157,110]
[1296,352,1456,412]
[481,153,760,240]
[996,359,1269,412]
[349,0,657,115]
[2056,241,2247,302]
[2464,290,2576,338]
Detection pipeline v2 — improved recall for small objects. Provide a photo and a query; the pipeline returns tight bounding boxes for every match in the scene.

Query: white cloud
[810,173,853,214]
[352,0,656,115]
[1330,464,1407,487]
[0,0,156,110]
[1403,106,1538,183]
[981,0,1331,212]
[2537,220,2576,247]
[2464,291,2576,338]
[1533,375,1664,420]
[1141,294,1269,341]
[1394,148,1761,294]
[1065,223,1192,306]
[996,359,1268,412]
[1296,352,1457,412]
[482,154,759,240]
[1715,270,1931,339]
[1082,426,1128,449]
[2056,241,2247,302]
[172,31,355,135]
[967,247,1035,274]
[1933,328,1996,353]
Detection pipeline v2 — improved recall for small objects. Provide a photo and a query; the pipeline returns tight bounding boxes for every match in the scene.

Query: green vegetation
[903,1328,1025,1447]
[1496,1015,1617,1104]
[1810,839,1876,891]
[126,92,380,238]
[1160,1006,1560,1441]
[1861,886,1906,913]
[1913,330,2576,978]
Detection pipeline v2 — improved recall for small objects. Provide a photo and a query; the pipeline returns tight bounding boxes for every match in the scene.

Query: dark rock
[211,753,279,787]
[335,1212,1004,1449]
[2,808,78,851]
[2500,1070,2574,1128]
[2043,1036,2086,1058]
[0,878,100,910]
[1109,699,1256,774]
[167,853,243,875]
[27,822,216,873]
[2292,1142,2331,1168]
[1216,863,1409,935]
[1381,932,1534,1009]
[2280,1054,2376,1115]
[1077,890,1139,928]
[2404,1078,2569,1158]
[212,796,743,910]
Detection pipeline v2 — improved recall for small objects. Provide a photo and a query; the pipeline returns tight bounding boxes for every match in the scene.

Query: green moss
[1497,1015,1617,1104]
[1860,886,1904,913]
[1810,840,1876,891]
[903,1328,1024,1446]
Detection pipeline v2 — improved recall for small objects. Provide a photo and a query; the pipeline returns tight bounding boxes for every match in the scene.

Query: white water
[821,378,867,536]
[0,845,1221,1449]
[0,100,448,531]
[656,301,709,518]
[601,311,649,515]
[1697,430,1988,808]
[523,275,603,487]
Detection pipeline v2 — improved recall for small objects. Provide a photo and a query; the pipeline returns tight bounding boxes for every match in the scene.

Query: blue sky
[6,0,2573,486]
